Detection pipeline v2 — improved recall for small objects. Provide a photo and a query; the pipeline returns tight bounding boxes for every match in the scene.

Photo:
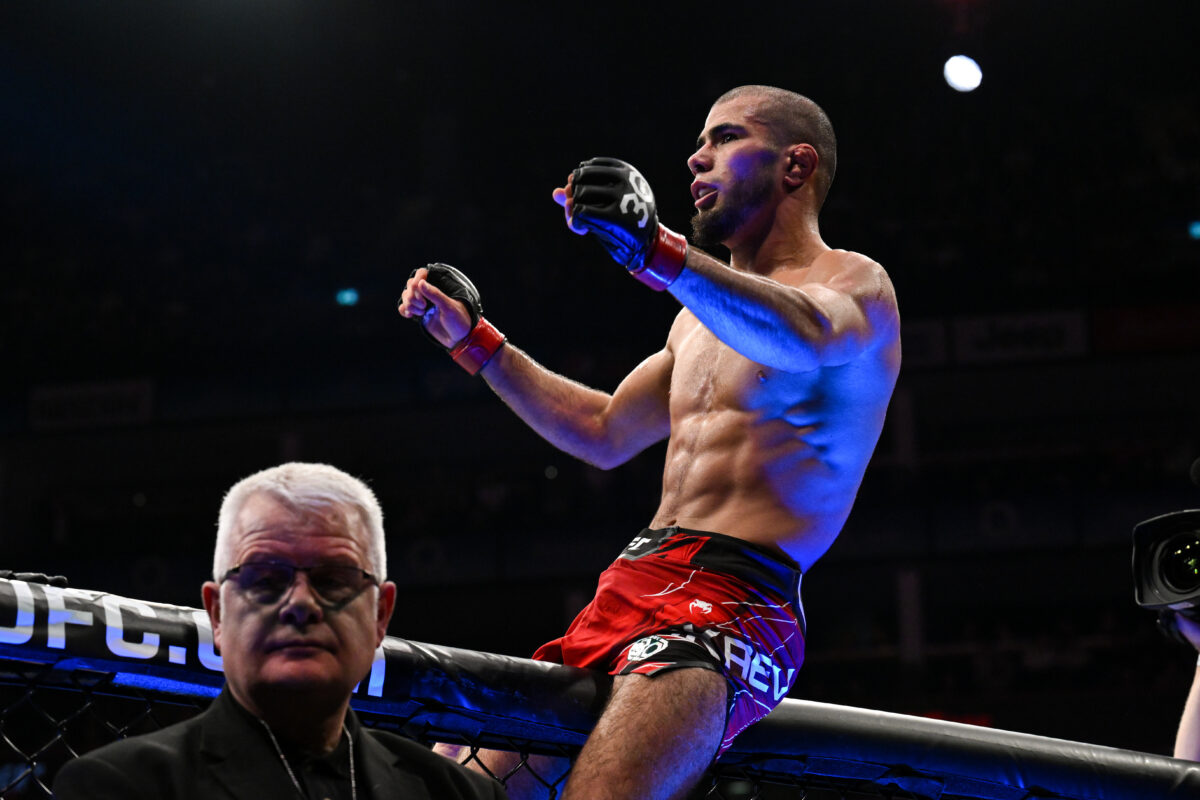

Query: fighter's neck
[728,215,828,275]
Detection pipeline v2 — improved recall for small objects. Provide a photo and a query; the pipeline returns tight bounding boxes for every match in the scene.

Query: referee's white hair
[212,462,387,581]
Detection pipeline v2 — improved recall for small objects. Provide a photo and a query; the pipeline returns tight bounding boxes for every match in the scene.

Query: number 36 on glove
[569,157,688,292]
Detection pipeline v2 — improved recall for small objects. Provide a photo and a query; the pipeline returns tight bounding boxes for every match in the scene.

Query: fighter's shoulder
[804,249,895,299]
[810,248,888,280]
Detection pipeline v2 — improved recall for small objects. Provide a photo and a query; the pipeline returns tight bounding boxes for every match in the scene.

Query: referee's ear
[375,582,397,646]
[202,581,222,647]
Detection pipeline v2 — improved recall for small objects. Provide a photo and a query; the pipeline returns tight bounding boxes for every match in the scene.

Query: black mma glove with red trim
[410,263,505,376]
[569,157,688,291]
[416,262,482,333]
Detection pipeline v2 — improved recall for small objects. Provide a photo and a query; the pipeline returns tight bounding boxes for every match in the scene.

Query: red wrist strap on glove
[628,225,688,291]
[449,318,506,375]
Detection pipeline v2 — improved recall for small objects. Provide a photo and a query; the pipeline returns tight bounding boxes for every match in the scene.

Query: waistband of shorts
[620,526,802,600]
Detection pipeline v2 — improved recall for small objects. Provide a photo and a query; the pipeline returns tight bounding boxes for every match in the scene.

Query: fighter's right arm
[481,341,672,470]
[399,268,672,470]
[1174,614,1200,760]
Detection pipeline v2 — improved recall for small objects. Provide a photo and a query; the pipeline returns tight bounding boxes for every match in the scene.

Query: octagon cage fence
[0,578,1197,799]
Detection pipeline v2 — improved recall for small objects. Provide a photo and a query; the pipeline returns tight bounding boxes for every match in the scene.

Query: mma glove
[569,157,689,291]
[411,263,505,376]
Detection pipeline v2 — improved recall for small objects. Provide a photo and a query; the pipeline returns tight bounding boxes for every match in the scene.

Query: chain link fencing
[2,579,1197,799]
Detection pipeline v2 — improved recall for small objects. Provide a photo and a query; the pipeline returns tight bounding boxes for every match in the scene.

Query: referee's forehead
[231,493,366,561]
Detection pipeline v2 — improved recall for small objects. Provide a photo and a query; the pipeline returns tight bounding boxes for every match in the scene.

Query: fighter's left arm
[560,157,898,373]
[668,247,900,372]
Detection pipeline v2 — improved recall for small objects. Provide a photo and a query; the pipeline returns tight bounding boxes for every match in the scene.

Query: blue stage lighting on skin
[1189,221,1200,240]
[336,288,359,306]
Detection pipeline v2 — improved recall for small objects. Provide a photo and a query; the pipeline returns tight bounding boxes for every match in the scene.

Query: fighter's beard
[690,205,739,249]
[689,170,776,250]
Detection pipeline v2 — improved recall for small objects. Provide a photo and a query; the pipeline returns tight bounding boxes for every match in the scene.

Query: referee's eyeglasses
[221,562,379,608]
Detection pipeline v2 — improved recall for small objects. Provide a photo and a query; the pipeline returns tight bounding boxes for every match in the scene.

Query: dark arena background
[2,0,1200,796]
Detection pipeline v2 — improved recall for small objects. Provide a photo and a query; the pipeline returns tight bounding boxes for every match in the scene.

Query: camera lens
[1162,533,1200,594]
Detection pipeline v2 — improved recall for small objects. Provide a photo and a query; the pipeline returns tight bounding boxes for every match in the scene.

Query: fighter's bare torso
[649,249,901,571]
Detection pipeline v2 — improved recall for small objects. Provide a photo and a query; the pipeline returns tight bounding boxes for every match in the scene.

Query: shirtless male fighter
[398,85,901,800]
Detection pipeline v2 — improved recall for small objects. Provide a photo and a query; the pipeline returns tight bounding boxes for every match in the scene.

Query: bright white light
[943,55,982,92]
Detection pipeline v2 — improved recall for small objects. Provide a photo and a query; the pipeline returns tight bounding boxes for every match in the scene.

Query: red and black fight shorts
[532,526,805,756]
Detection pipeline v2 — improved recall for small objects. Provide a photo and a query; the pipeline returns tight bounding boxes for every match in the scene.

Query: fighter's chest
[669,323,767,410]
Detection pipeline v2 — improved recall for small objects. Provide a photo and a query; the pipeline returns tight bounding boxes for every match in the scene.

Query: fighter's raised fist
[567,157,660,269]
[557,157,688,291]
[397,263,478,349]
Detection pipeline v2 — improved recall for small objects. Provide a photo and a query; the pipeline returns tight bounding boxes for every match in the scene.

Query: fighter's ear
[784,143,817,189]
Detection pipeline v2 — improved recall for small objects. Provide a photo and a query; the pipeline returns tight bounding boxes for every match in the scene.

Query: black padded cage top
[1,578,1197,799]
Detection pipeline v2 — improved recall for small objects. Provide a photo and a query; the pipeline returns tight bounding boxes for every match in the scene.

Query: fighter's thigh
[600,668,728,749]
[566,669,729,799]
